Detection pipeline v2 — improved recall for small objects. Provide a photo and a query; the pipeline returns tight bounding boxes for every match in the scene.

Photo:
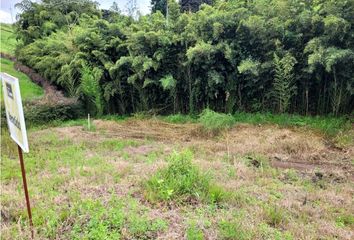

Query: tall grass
[160,110,352,137]
[233,112,351,137]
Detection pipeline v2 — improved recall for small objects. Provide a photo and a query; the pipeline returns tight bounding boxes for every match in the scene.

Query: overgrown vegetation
[12,0,353,116]
[160,110,352,138]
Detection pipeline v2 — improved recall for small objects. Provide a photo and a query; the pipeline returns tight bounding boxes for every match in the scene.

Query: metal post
[88,114,90,131]
[18,145,34,239]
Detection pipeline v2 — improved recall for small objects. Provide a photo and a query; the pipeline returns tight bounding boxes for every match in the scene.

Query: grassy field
[0,23,18,55]
[0,58,44,100]
[1,115,353,239]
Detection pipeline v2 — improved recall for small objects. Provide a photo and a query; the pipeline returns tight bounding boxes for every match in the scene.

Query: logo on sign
[6,82,14,99]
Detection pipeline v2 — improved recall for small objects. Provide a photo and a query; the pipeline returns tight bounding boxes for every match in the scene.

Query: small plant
[186,223,204,240]
[336,214,354,228]
[208,185,228,205]
[263,205,287,227]
[199,109,235,134]
[218,219,252,240]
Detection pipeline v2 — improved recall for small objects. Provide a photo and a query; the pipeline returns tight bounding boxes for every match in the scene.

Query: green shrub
[1,99,83,128]
[199,109,235,134]
[23,100,83,126]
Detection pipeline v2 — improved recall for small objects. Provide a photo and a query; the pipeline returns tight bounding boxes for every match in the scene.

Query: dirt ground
[2,119,354,239]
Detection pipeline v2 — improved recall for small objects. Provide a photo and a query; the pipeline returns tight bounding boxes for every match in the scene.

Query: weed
[100,139,139,151]
[335,214,354,228]
[187,222,204,240]
[258,223,294,240]
[263,205,287,227]
[146,151,160,164]
[144,150,209,204]
[226,190,258,207]
[144,150,226,205]
[218,219,252,240]
[208,185,229,205]
[199,109,234,134]
[70,196,167,239]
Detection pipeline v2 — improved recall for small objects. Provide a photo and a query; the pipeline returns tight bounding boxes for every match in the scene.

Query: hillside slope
[0,23,18,55]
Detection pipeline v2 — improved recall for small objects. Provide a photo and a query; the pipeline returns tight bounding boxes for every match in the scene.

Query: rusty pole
[18,145,34,238]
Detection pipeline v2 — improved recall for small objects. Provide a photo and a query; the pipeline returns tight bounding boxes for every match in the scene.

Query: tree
[15,0,354,116]
[151,0,167,16]
[180,0,213,13]
[80,64,104,116]
[272,53,297,113]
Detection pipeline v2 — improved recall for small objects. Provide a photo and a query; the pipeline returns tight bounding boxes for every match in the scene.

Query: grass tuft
[144,150,227,205]
[263,205,288,227]
[218,219,252,240]
[186,222,204,240]
[199,109,234,134]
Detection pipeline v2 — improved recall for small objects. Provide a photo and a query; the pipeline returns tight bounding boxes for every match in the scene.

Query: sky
[0,0,151,23]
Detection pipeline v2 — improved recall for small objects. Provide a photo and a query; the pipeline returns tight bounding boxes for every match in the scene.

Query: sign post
[1,73,33,238]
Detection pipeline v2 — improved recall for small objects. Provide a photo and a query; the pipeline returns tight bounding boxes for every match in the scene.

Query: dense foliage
[14,0,354,116]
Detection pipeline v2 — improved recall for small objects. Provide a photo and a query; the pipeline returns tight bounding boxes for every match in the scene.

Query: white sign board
[1,73,29,152]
